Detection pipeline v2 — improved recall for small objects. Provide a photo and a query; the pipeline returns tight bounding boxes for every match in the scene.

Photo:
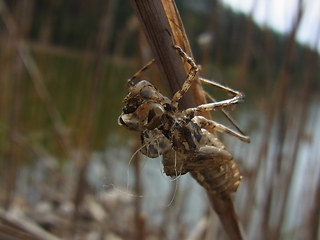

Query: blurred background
[0,0,319,239]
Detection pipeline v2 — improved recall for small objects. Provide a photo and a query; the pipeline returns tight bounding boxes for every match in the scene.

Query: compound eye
[140,86,156,99]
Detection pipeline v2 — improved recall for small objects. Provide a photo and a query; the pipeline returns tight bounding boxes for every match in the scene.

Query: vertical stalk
[71,0,115,231]
[129,1,244,239]
[1,0,32,209]
[237,0,258,87]
[262,1,304,239]
[0,0,74,165]
[4,51,22,209]
[243,23,273,233]
[130,0,200,109]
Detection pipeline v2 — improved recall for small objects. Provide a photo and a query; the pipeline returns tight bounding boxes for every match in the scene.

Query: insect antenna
[127,59,155,87]
[163,179,179,208]
[125,136,180,208]
[126,133,163,189]
[200,77,244,98]
[125,142,150,194]
[163,151,183,181]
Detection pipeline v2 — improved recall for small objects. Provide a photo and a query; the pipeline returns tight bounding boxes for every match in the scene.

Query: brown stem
[72,0,115,233]
[0,0,74,163]
[130,0,202,109]
[1,0,33,209]
[129,1,244,239]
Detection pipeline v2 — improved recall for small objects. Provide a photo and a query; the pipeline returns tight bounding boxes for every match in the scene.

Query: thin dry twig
[0,209,62,240]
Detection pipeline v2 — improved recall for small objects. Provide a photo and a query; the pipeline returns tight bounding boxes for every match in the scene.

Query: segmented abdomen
[161,149,241,198]
[140,126,242,199]
[190,159,241,199]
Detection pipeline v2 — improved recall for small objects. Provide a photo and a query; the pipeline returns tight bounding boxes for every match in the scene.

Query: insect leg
[204,91,246,136]
[184,94,244,117]
[173,44,198,69]
[127,59,155,87]
[200,77,243,98]
[171,45,200,106]
[193,116,250,143]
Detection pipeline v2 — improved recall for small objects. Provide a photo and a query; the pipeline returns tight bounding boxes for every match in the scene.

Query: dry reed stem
[129,0,245,239]
[0,0,74,160]
[262,1,304,239]
[0,209,62,240]
[71,0,116,235]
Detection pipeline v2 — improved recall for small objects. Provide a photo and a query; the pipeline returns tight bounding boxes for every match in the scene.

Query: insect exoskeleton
[118,80,170,131]
[118,45,250,199]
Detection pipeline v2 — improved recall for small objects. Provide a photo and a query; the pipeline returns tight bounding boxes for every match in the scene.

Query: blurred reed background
[0,0,319,239]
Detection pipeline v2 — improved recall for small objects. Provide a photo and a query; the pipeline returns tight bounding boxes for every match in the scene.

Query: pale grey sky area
[221,0,320,50]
